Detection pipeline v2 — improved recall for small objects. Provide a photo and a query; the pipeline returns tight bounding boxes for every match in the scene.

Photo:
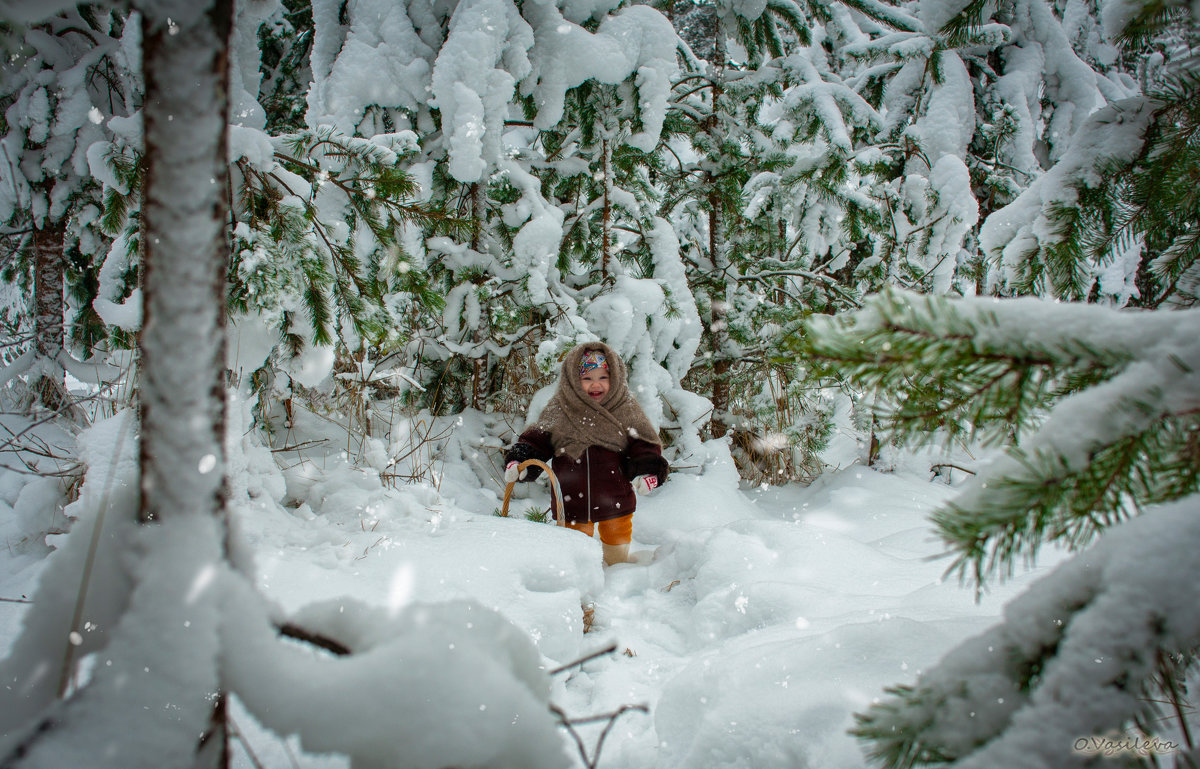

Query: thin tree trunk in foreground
[138,0,234,766]
[0,3,236,767]
[138,0,232,528]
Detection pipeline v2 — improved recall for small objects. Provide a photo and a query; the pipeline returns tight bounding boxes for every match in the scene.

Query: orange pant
[563,514,633,545]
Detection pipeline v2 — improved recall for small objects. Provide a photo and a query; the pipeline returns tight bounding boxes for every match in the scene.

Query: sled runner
[500,459,565,527]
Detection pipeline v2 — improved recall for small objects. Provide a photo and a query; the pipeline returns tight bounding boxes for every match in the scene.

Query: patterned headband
[579,351,608,375]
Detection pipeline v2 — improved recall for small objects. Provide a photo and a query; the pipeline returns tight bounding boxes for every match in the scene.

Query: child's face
[580,369,610,401]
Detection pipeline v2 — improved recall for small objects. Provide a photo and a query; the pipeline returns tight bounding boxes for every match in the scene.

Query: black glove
[622,453,668,486]
[503,442,544,481]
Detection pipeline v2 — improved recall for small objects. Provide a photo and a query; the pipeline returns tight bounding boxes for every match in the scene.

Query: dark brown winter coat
[505,428,668,524]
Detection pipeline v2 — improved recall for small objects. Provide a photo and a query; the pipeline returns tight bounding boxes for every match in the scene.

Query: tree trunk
[469,181,487,410]
[708,191,731,440]
[0,3,236,767]
[705,38,732,440]
[138,0,234,766]
[31,218,66,412]
[139,0,232,524]
[602,137,612,281]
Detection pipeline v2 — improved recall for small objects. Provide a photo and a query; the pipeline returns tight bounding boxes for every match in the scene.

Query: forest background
[0,0,1198,765]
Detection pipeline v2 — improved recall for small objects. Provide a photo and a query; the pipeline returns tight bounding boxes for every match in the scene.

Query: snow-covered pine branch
[853,497,1200,769]
[799,288,1200,584]
[0,9,141,411]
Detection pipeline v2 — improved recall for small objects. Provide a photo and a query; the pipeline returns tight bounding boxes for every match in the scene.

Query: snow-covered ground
[0,403,1061,768]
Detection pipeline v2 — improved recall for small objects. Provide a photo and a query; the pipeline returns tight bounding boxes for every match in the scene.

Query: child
[504,342,668,565]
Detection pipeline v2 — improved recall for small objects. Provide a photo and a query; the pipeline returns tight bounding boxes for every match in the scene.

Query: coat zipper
[585,448,592,523]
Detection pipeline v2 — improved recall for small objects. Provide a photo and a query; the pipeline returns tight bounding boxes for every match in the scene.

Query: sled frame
[501,459,565,527]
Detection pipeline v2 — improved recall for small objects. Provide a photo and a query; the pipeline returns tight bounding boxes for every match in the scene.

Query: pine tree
[662,0,813,442]
[0,9,572,766]
[797,288,1200,768]
[231,127,448,355]
[1066,8,1200,308]
[967,0,1161,303]
[660,0,895,474]
[793,0,1200,732]
[788,8,1200,761]
[0,8,139,413]
[0,0,237,763]
[300,0,690,418]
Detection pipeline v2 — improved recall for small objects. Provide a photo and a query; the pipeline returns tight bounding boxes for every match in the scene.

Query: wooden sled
[500,459,565,527]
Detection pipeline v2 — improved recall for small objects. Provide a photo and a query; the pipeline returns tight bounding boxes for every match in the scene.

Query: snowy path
[542,465,1051,769]
[231,443,1058,769]
[1,431,1056,769]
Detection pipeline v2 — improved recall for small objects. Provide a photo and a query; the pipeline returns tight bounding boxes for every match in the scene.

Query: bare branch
[548,642,618,675]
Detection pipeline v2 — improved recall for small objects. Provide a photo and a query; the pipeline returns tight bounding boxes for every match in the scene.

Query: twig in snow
[551,702,649,769]
[930,462,976,476]
[355,536,389,560]
[58,411,134,697]
[228,716,271,769]
[548,642,618,675]
[269,439,329,454]
[276,621,352,657]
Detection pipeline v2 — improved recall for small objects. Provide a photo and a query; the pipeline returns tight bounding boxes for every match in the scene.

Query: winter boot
[602,542,630,566]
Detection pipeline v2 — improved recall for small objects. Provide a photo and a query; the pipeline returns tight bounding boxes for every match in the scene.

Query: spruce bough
[795,288,1200,768]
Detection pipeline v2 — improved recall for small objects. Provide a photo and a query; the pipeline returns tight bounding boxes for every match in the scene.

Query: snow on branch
[221,576,568,769]
[854,497,1200,769]
[799,289,1200,584]
[979,97,1156,300]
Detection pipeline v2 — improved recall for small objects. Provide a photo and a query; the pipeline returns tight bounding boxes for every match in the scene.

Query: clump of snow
[0,410,141,753]
[11,478,66,555]
[308,0,678,179]
[223,581,570,769]
[229,0,277,129]
[432,0,532,182]
[306,0,438,134]
[90,233,142,332]
[227,312,280,381]
[280,343,336,390]
[227,124,275,166]
[981,95,1156,296]
[922,156,979,294]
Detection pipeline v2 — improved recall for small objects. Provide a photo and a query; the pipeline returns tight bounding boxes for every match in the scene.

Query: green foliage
[969,97,1026,218]
[727,356,836,483]
[987,1,1199,307]
[798,288,1200,769]
[935,414,1200,581]
[541,81,664,277]
[0,8,140,369]
[231,128,453,353]
[98,146,142,238]
[258,0,314,133]
[824,8,1200,766]
[1086,67,1200,307]
[796,289,1199,584]
[523,505,550,523]
[796,291,1116,446]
